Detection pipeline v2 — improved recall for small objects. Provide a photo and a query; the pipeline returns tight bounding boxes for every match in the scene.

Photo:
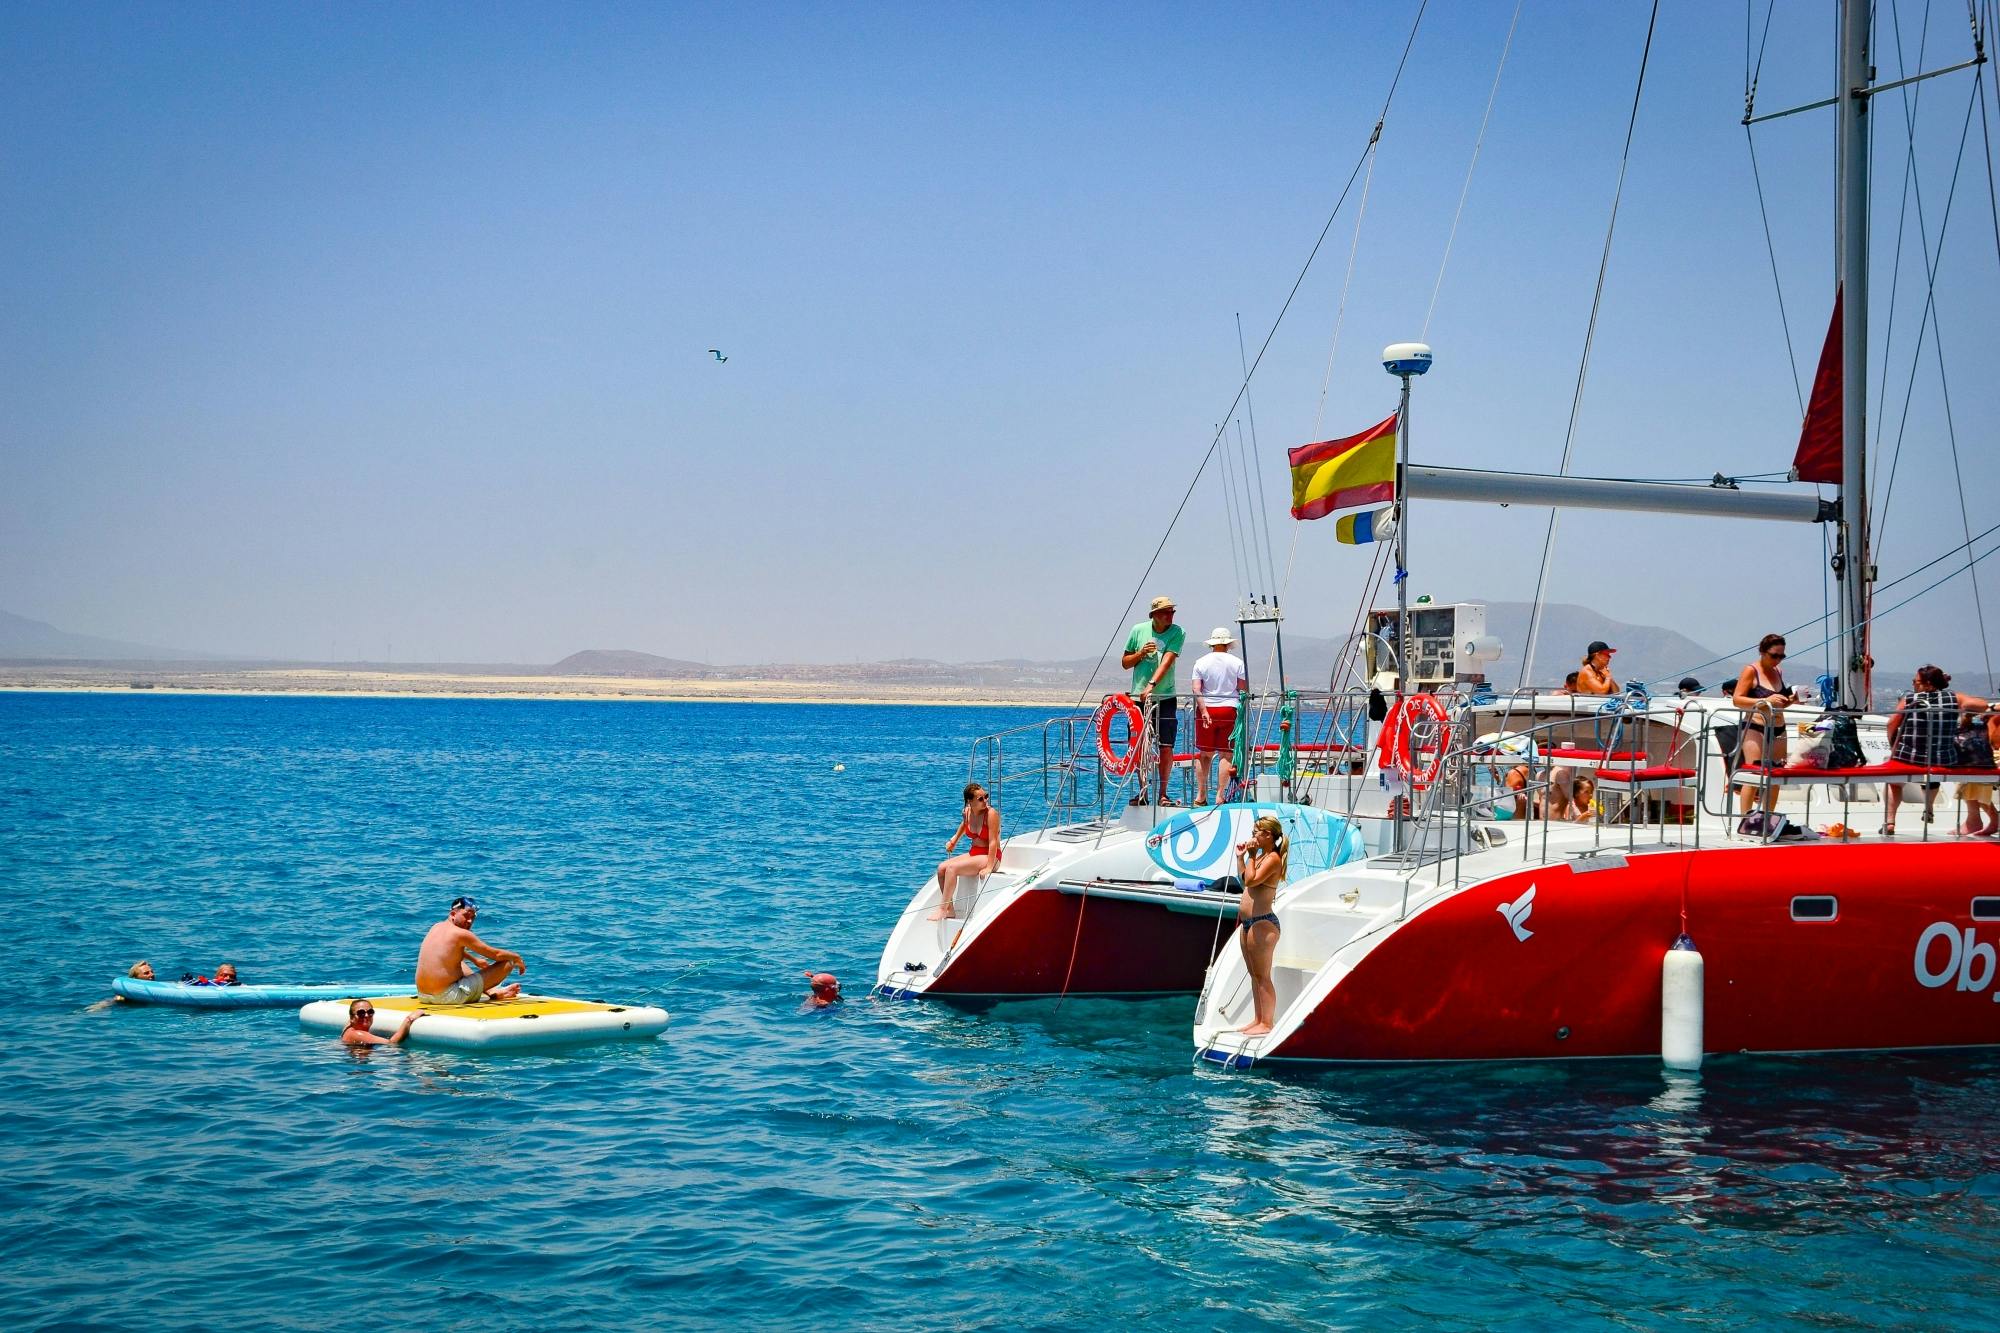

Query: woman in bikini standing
[930,783,1000,921]
[1233,814,1289,1036]
[1731,633,1799,821]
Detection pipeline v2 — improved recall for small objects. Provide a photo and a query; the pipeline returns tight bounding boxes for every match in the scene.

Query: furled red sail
[1792,287,1841,484]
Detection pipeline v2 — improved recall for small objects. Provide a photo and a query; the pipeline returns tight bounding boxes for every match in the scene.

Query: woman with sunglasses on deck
[339,998,426,1046]
[1731,633,1800,824]
[929,783,1000,921]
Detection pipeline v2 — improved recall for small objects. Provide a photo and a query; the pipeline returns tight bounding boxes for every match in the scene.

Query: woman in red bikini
[931,783,1000,921]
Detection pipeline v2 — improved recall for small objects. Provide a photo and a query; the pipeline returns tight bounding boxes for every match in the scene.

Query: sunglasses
[353,1008,375,1018]
[1767,650,1787,659]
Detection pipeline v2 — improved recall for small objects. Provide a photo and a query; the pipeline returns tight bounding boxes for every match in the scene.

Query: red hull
[1272,841,2000,1062]
[928,889,1232,997]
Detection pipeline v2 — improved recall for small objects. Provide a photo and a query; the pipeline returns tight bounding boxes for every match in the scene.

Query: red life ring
[1095,693,1147,778]
[1377,691,1452,790]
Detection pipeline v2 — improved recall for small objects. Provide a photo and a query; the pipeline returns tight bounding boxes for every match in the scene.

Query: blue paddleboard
[111,977,409,1009]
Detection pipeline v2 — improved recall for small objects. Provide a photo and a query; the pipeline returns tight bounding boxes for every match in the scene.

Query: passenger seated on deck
[1731,634,1798,821]
[1955,709,1999,837]
[340,998,425,1047]
[1884,666,1993,835]
[1555,672,1580,696]
[1575,642,1618,696]
[416,897,524,1004]
[1553,776,1600,824]
[931,783,1000,921]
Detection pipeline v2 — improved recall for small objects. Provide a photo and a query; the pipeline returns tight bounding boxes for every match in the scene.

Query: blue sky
[3,2,1996,681]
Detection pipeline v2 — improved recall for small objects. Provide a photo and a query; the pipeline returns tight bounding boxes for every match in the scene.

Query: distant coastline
[0,665,1074,708]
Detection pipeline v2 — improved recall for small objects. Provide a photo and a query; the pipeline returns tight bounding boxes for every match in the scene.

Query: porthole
[1791,895,1838,922]
[1972,897,2000,921]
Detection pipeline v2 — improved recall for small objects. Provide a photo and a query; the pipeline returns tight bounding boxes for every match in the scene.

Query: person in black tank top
[1731,633,1799,823]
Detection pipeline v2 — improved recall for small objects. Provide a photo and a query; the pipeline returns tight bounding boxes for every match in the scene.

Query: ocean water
[3,692,1998,1331]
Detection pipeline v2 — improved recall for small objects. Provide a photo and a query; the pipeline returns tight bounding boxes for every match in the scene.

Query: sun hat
[1148,596,1175,614]
[1206,627,1234,646]
[1587,641,1616,655]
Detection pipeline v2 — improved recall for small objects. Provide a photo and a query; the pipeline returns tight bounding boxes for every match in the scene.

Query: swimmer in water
[88,960,157,1011]
[803,972,841,1009]
[339,998,425,1046]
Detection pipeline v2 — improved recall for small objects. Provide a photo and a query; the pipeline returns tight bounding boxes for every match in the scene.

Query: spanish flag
[1288,412,1397,521]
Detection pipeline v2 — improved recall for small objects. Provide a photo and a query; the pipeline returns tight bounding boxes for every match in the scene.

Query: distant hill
[548,649,716,677]
[543,604,1728,695]
[0,609,206,662]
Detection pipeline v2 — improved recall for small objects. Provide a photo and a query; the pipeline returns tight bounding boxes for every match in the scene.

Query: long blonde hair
[1252,815,1290,883]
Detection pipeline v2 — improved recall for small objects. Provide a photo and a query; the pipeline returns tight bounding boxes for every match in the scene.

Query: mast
[1837,0,1871,709]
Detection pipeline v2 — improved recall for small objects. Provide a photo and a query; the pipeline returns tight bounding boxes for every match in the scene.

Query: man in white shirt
[1190,628,1248,805]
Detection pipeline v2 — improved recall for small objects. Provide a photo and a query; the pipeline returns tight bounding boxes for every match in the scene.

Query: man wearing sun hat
[1190,626,1247,805]
[1121,595,1186,804]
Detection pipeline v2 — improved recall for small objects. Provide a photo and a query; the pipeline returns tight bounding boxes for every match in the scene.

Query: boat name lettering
[1913,922,2000,997]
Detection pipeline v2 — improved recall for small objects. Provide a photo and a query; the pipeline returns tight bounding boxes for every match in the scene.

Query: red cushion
[1549,748,1647,762]
[1593,766,1696,784]
[1748,761,1997,781]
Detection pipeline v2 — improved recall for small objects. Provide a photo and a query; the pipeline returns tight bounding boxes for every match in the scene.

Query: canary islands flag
[1335,508,1392,545]
[1288,413,1397,521]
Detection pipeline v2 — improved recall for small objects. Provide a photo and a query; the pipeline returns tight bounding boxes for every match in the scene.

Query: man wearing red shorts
[1191,627,1247,806]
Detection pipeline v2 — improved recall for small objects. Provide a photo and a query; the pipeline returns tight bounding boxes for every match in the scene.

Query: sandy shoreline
[0,666,1079,708]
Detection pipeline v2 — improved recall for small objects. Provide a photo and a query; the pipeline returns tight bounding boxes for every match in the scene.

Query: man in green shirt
[1120,595,1186,804]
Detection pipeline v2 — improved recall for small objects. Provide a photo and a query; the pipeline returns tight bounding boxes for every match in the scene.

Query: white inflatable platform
[299,993,668,1052]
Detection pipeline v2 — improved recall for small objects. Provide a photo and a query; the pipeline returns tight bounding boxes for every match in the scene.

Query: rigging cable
[1215,414,1252,601]
[1869,0,1934,547]
[1423,0,1523,339]
[1869,81,1979,571]
[1069,2,1430,710]
[1651,514,2000,688]
[1236,314,1282,607]
[1516,0,1663,690]
[1275,3,1522,642]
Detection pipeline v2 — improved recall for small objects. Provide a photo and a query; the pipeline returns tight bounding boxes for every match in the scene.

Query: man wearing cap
[1190,627,1247,805]
[415,897,524,1005]
[1576,641,1618,696]
[1121,596,1187,804]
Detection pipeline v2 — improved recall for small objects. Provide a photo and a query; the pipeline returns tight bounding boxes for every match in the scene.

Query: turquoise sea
[3,692,1998,1331]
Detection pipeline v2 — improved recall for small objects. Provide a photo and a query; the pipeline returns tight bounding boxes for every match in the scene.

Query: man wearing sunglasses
[415,896,525,1006]
[339,998,425,1046]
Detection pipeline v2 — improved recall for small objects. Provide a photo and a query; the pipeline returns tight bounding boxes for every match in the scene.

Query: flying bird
[708,349,728,363]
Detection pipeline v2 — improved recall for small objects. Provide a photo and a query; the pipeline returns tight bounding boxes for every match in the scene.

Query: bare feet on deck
[926,905,952,921]
[1238,1022,1273,1036]
[489,983,521,1001]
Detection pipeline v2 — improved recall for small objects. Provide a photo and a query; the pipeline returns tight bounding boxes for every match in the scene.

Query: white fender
[1661,937,1705,1071]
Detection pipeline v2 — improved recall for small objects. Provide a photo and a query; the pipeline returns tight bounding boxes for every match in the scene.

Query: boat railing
[964,688,1377,839]
[1385,692,1718,904]
[967,711,1112,833]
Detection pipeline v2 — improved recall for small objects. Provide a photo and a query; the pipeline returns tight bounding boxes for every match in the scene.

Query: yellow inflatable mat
[298,992,668,1051]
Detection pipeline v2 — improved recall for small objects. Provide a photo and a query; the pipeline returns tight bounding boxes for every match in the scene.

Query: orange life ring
[1377,691,1451,790]
[1095,693,1147,778]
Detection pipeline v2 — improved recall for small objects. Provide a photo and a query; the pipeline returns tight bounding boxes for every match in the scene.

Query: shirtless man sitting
[415,897,524,1005]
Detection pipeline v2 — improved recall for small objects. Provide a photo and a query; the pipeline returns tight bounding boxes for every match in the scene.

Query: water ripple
[3,694,1999,1329]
